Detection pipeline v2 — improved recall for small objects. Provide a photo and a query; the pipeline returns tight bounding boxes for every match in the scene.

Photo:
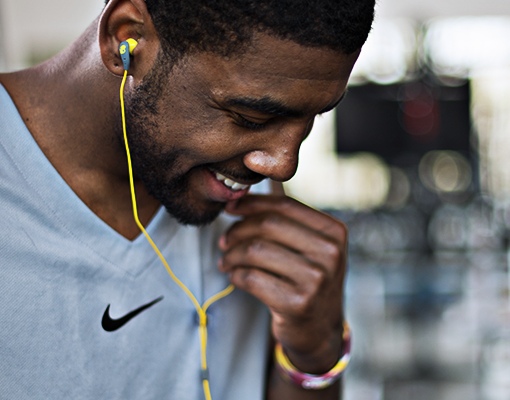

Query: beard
[122,56,226,226]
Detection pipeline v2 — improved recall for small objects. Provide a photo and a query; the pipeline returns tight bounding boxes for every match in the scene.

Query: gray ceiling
[378,0,510,20]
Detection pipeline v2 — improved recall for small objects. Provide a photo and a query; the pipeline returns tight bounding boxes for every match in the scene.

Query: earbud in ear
[119,38,138,71]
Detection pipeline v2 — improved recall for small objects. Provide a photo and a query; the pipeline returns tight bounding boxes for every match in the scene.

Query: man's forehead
[186,33,357,82]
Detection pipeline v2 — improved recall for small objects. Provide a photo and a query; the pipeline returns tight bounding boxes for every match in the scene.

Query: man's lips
[209,167,264,188]
[204,168,263,202]
[214,172,251,191]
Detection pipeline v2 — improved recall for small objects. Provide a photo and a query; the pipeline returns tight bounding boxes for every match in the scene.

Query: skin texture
[0,0,360,398]
[123,37,356,226]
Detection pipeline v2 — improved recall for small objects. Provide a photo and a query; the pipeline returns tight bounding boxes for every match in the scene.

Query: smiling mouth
[214,172,252,191]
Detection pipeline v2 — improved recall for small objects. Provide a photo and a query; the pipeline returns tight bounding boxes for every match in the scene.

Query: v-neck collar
[0,84,180,277]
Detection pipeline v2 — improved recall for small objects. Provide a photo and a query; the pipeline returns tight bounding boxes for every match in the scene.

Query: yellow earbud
[119,38,138,71]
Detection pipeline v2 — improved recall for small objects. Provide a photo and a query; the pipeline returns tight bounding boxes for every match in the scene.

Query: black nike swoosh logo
[101,296,164,332]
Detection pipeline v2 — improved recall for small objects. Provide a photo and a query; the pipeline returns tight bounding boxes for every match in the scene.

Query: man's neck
[0,21,161,240]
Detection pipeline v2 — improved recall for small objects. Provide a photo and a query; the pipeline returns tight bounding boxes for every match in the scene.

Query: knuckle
[290,269,327,316]
[291,294,315,316]
[245,237,266,260]
[307,265,327,286]
[308,267,330,295]
[259,212,282,232]
[279,196,297,211]
[321,240,342,261]
[294,295,315,318]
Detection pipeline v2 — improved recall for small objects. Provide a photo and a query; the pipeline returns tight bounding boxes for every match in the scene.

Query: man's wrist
[274,322,351,390]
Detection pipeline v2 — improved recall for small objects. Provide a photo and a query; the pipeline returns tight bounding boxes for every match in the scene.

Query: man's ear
[98,0,159,77]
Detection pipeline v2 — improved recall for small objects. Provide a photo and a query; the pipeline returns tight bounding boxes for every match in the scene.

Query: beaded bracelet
[274,322,351,390]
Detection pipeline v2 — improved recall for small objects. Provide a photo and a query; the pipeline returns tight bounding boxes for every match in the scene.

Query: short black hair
[108,0,375,61]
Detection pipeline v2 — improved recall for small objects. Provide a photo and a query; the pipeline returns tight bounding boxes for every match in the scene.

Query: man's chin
[163,202,226,227]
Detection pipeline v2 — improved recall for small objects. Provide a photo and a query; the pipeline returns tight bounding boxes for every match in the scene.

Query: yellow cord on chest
[120,70,234,400]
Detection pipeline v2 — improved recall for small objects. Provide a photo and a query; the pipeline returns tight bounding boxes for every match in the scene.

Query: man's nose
[243,148,299,182]
[243,125,307,182]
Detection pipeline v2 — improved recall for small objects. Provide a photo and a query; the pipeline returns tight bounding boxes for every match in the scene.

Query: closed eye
[233,113,269,130]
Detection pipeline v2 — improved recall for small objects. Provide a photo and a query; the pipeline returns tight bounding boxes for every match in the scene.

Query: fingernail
[218,234,227,250]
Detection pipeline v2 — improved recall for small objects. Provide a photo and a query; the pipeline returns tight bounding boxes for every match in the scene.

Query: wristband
[274,322,351,390]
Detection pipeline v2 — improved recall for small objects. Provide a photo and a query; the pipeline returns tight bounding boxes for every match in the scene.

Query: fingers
[220,194,348,360]
[220,194,348,290]
[219,237,330,316]
[220,211,344,275]
[225,195,348,242]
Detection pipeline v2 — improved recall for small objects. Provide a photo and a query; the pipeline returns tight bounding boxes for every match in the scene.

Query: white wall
[0,0,103,71]
[1,0,508,72]
[377,0,510,20]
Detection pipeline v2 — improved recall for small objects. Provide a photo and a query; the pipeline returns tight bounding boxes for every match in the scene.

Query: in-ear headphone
[119,38,138,71]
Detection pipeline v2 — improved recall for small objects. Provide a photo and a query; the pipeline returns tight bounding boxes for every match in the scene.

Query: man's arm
[219,194,348,400]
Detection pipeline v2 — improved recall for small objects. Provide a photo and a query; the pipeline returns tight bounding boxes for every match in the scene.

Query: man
[0,0,374,399]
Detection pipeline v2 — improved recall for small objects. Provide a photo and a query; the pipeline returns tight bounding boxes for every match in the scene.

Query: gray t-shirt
[0,84,270,400]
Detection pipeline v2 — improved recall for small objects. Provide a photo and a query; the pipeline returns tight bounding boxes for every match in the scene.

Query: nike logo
[101,296,164,332]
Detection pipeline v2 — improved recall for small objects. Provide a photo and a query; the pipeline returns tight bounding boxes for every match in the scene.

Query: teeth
[215,172,249,191]
[231,182,246,190]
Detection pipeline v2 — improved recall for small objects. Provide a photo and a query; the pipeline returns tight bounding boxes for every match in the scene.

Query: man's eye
[234,113,268,130]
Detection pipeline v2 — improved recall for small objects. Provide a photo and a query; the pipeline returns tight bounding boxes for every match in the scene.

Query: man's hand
[219,194,348,375]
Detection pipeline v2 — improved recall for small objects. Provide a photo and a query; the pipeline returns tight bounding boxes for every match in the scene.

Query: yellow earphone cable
[120,70,234,400]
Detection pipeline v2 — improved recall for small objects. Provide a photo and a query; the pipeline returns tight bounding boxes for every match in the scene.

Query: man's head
[105,0,375,64]
[100,0,375,226]
[144,0,374,62]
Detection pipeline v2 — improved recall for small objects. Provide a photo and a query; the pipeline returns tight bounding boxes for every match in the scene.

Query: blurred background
[1,0,509,399]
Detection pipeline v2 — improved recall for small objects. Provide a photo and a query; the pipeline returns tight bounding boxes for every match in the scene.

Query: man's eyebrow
[223,97,306,118]
[223,92,347,118]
